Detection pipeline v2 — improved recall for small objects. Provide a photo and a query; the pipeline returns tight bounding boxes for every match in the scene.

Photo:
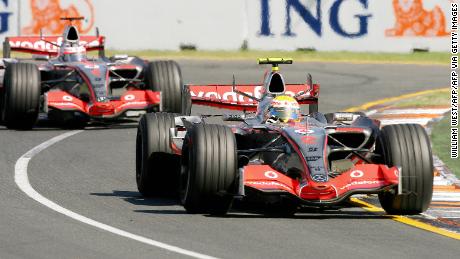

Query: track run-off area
[1,60,458,259]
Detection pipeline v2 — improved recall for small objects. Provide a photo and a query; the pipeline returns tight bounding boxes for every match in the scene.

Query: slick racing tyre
[376,124,433,215]
[136,112,180,197]
[181,124,238,215]
[3,40,10,58]
[2,63,41,130]
[145,60,191,115]
[309,103,318,114]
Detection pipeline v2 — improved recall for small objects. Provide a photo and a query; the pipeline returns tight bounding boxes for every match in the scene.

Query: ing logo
[386,0,449,37]
[22,0,94,35]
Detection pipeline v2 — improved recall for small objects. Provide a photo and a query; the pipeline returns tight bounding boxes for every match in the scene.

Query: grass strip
[105,50,449,65]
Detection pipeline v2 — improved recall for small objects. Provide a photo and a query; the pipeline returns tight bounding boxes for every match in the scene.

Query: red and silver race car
[0,17,189,129]
[136,58,433,215]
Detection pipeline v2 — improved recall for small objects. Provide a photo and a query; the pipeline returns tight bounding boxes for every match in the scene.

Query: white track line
[379,108,449,115]
[14,130,217,259]
[378,118,432,126]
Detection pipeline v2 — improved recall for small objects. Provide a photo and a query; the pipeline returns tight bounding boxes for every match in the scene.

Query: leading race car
[0,17,190,130]
[136,58,433,216]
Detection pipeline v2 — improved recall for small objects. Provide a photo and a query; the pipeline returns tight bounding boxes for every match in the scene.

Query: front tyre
[181,124,238,215]
[136,112,180,197]
[377,124,433,215]
[2,63,41,129]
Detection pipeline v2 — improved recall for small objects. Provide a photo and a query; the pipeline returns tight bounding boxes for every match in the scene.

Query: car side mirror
[223,113,246,121]
[111,54,128,61]
[32,54,49,61]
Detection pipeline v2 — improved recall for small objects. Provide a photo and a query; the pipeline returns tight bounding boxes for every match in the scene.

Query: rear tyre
[3,40,10,58]
[145,60,190,115]
[2,63,41,130]
[136,112,180,197]
[0,83,3,125]
[376,124,433,215]
[309,104,318,114]
[181,124,238,215]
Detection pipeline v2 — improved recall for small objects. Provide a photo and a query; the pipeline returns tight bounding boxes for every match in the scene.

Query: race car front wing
[45,89,161,119]
[241,164,400,205]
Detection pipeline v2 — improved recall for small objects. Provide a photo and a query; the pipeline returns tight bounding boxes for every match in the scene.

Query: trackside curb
[345,88,460,238]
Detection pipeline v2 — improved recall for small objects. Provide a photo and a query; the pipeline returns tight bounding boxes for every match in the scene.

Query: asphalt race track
[0,60,458,258]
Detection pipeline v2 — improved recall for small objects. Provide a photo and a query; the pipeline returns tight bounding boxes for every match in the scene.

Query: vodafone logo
[8,37,98,53]
[264,171,279,179]
[124,94,135,101]
[63,95,73,101]
[350,170,364,178]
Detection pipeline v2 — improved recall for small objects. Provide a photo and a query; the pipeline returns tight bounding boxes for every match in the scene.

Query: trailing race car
[0,17,189,129]
[136,58,433,216]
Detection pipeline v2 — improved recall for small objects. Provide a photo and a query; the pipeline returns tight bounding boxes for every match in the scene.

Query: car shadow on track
[83,121,139,131]
[91,190,180,206]
[91,190,188,214]
[0,121,138,131]
[0,125,67,132]
[210,210,388,220]
[91,190,389,219]
[133,209,188,215]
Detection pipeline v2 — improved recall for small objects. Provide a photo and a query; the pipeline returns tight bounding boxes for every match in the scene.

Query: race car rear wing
[3,35,105,58]
[187,83,319,111]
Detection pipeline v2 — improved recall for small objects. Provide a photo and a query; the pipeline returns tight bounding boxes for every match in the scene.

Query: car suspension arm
[41,70,77,87]
[243,135,283,159]
[328,134,373,164]
[237,145,286,154]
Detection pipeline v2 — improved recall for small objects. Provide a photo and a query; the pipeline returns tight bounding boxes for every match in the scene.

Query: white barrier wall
[0,0,452,52]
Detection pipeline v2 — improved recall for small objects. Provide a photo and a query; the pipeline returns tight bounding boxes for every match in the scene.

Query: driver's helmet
[266,95,300,123]
[61,45,87,62]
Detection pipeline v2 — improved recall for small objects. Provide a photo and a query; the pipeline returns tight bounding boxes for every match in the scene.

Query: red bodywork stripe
[189,83,319,111]
[7,36,105,56]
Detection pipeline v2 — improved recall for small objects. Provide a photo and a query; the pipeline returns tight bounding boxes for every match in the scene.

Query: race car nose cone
[312,185,330,190]
[89,102,115,115]
[299,183,336,200]
[96,102,112,108]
